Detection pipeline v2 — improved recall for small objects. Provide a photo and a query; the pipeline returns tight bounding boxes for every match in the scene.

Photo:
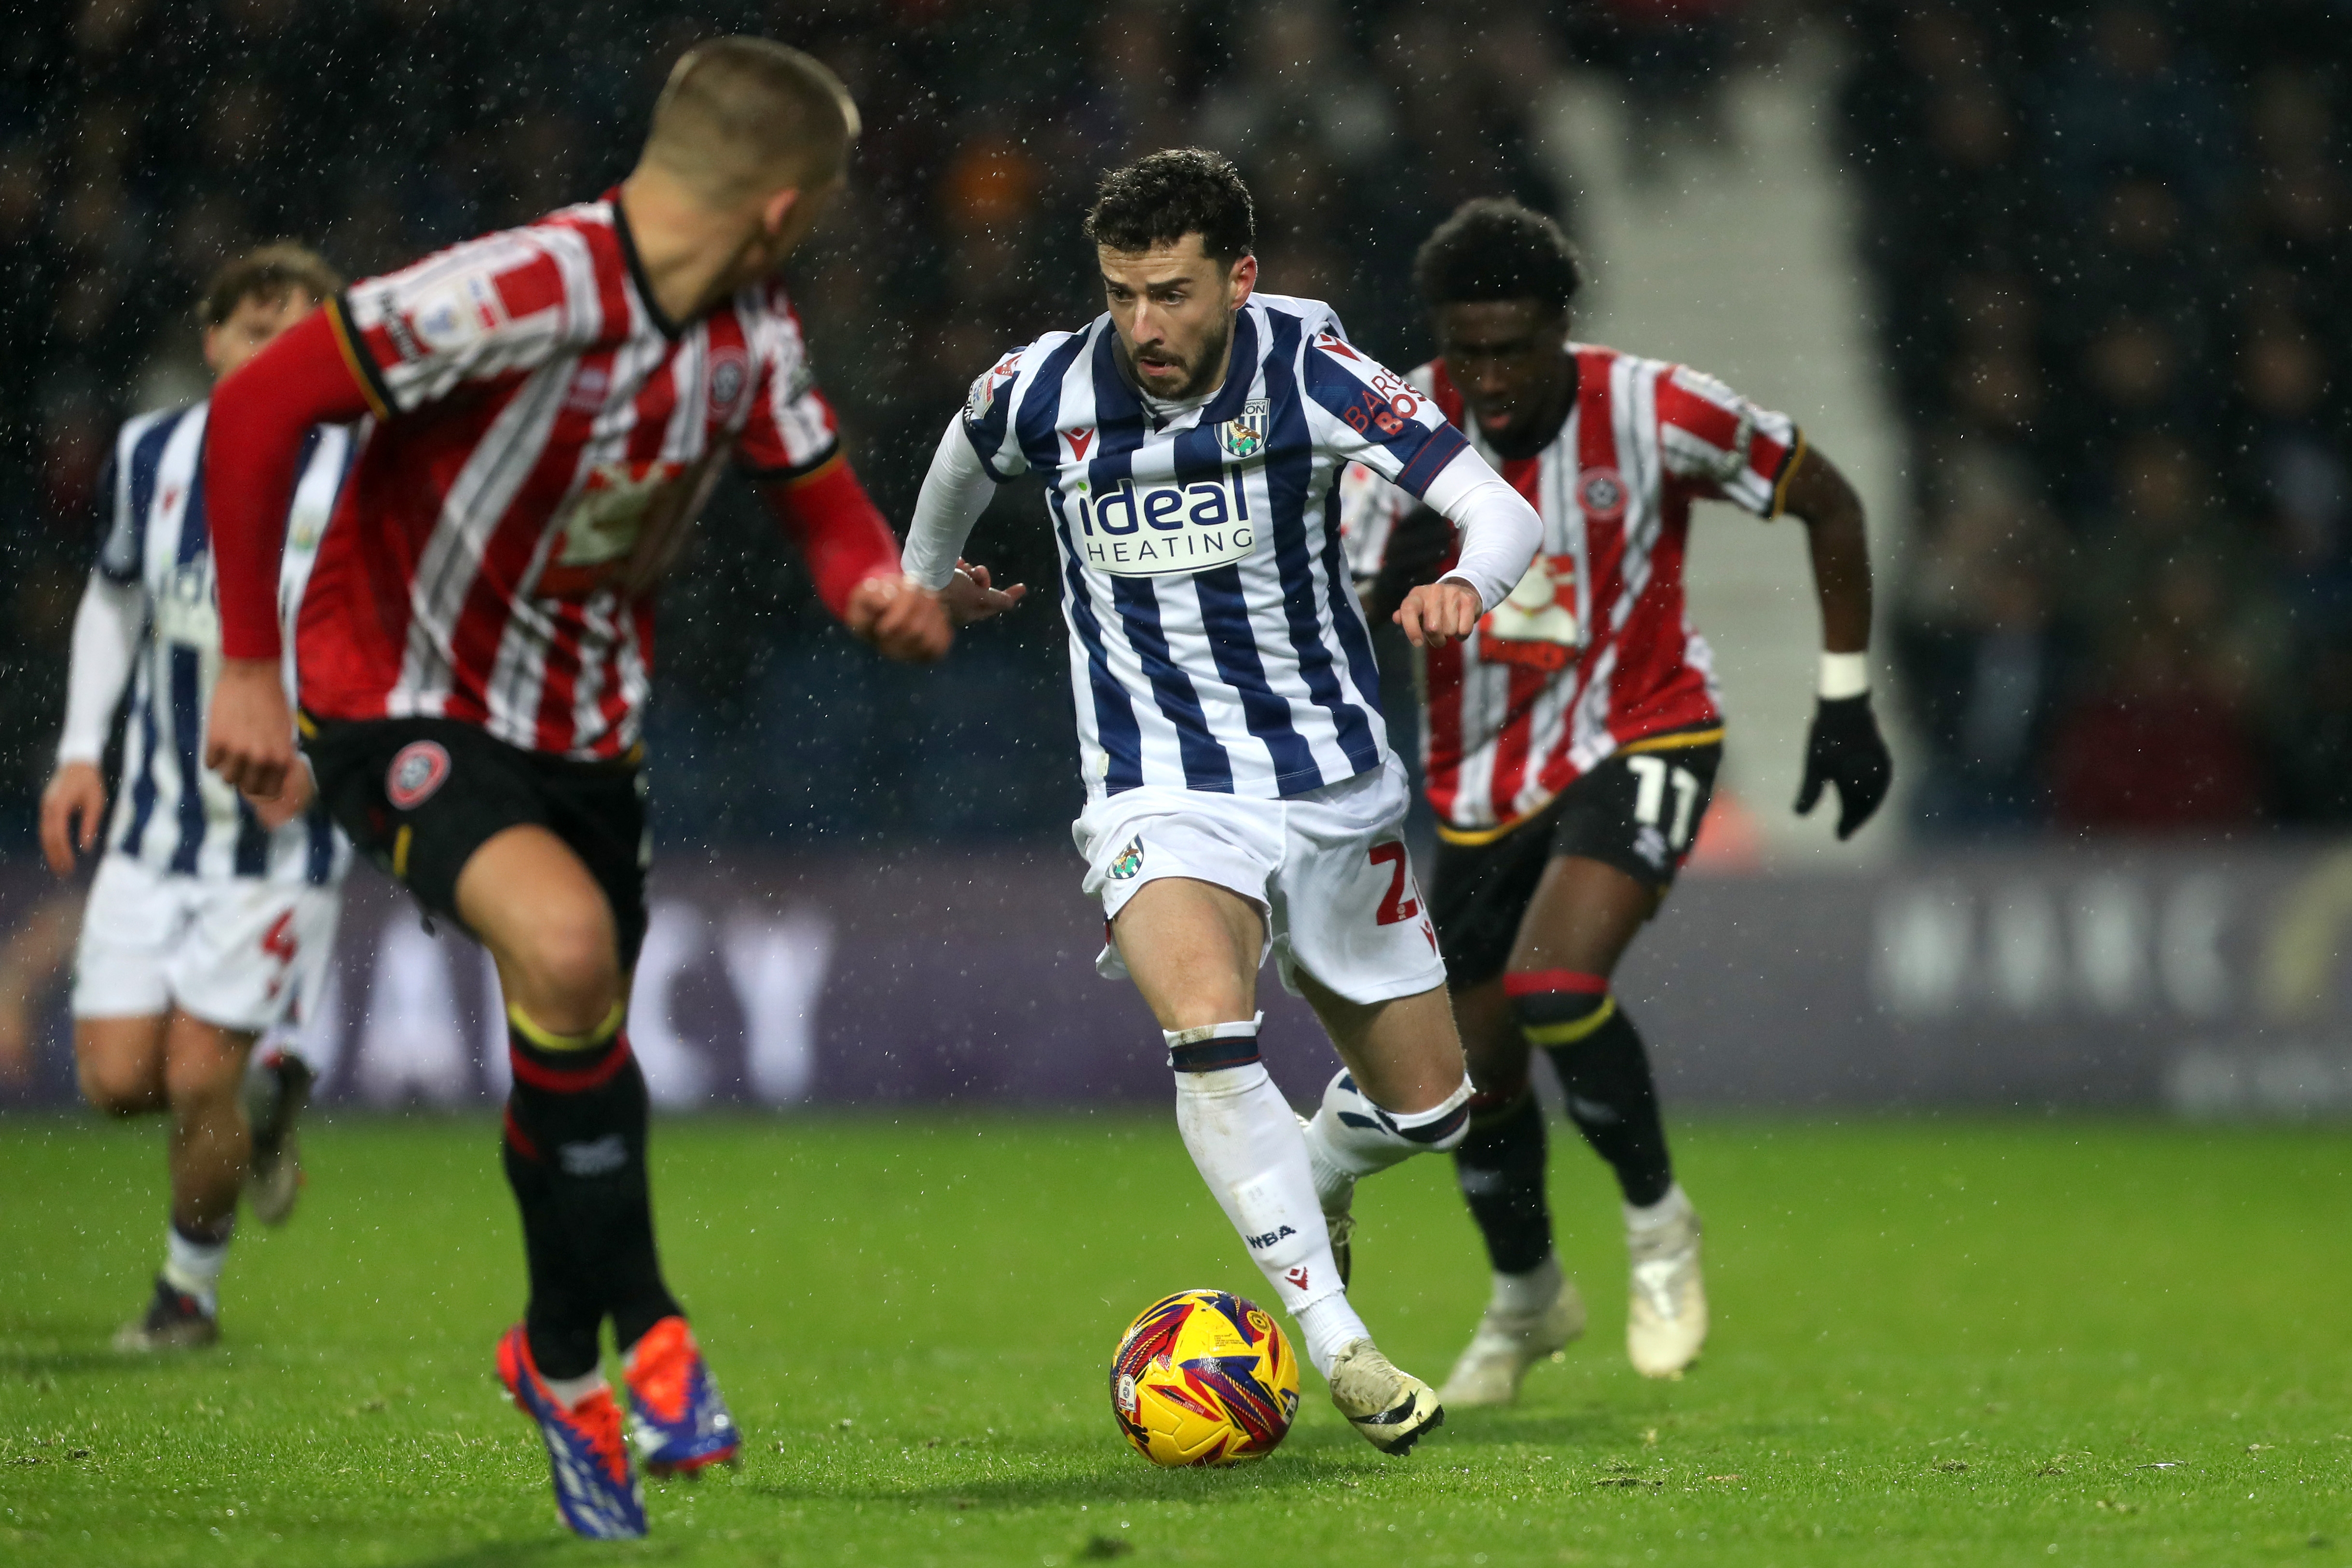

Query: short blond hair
[641,37,859,205]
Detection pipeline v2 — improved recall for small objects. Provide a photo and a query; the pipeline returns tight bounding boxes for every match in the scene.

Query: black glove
[1793,692,1892,839]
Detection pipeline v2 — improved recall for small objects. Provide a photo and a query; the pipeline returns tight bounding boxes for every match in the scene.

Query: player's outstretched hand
[1793,693,1893,839]
[944,559,1026,626]
[38,761,107,878]
[1395,578,1483,649]
[204,657,299,806]
[846,573,953,663]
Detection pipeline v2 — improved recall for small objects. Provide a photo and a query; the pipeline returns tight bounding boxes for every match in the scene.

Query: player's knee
[76,1053,161,1117]
[1504,969,1615,1050]
[506,910,622,1026]
[73,1021,169,1115]
[162,1042,246,1111]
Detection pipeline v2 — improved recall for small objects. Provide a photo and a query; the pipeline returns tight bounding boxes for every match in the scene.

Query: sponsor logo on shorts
[1108,836,1144,880]
[385,740,451,810]
[1633,823,1669,870]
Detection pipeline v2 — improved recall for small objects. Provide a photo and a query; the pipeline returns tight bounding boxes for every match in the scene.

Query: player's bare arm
[1778,444,1892,838]
[1780,445,1872,655]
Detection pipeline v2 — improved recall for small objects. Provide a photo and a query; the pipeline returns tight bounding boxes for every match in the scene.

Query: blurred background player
[1342,198,1891,1403]
[903,149,1543,1455]
[198,39,1018,1540]
[38,243,354,1351]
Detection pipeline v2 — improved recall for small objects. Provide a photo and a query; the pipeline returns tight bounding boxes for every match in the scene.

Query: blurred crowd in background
[2,0,2345,851]
[1847,0,2352,835]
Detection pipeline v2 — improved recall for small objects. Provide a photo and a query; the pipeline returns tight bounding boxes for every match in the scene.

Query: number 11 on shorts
[1627,754,1701,851]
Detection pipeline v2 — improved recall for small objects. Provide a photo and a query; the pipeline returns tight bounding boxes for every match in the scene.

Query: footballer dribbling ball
[1109,1289,1300,1467]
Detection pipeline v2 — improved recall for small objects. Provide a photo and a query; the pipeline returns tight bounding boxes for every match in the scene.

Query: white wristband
[1818,651,1870,700]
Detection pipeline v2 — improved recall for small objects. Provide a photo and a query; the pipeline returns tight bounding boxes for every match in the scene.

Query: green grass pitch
[2,1111,2349,1567]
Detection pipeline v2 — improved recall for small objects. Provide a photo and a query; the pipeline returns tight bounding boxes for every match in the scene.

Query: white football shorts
[1074,753,1447,1006]
[72,853,342,1036]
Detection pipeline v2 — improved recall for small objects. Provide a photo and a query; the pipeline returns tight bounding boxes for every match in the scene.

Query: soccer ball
[1109,1289,1300,1467]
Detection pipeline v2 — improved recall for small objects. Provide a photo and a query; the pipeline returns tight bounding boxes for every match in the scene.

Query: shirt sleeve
[958,344,1036,481]
[328,228,600,418]
[736,291,842,479]
[903,417,1003,590]
[90,445,137,584]
[56,571,142,765]
[1652,363,1802,517]
[1299,329,1471,499]
[1335,459,1409,580]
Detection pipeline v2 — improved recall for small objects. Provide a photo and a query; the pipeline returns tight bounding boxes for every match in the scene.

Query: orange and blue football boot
[623,1316,739,1476]
[496,1324,647,1539]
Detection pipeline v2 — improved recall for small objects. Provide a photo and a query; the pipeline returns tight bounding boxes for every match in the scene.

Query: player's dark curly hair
[1085,148,1255,265]
[1413,198,1583,314]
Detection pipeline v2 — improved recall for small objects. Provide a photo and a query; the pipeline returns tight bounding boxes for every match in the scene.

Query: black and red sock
[1507,970,1674,1209]
[501,1009,682,1380]
[1449,1077,1555,1275]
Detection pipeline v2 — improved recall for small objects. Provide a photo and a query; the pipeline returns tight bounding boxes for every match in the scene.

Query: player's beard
[1135,314,1232,402]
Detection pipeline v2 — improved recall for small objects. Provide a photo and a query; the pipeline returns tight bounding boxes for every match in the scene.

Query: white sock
[1167,1022,1365,1378]
[1491,1252,1564,1317]
[1626,1182,1693,1235]
[1301,1067,1475,1213]
[541,1369,607,1409]
[162,1223,231,1315]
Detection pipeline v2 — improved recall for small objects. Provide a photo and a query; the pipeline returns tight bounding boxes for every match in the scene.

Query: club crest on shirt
[1217,399,1270,461]
[1578,467,1627,520]
[707,346,752,418]
[386,740,451,810]
[1108,836,1145,880]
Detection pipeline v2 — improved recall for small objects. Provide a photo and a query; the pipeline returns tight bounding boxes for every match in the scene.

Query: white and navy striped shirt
[960,294,1470,801]
[95,402,354,886]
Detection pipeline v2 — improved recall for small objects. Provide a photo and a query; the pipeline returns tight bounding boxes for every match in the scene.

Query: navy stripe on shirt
[166,644,206,873]
[1258,314,1380,778]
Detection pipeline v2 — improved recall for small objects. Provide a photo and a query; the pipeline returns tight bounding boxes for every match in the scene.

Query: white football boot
[1326,1338,1443,1454]
[1438,1278,1587,1407]
[1626,1199,1707,1378]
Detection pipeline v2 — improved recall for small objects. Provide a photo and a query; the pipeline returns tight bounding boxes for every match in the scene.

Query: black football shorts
[1429,729,1723,989]
[302,714,651,970]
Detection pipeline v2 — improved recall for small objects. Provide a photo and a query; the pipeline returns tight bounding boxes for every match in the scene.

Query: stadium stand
[0,0,1562,851]
[1845,1,2352,835]
[7,1,2337,848]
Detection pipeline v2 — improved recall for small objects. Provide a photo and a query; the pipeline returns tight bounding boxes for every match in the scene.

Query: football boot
[1438,1280,1587,1407]
[1626,1204,1708,1378]
[1326,1338,1444,1455]
[496,1324,646,1539]
[112,1276,218,1352]
[242,1050,315,1227]
[624,1316,740,1476]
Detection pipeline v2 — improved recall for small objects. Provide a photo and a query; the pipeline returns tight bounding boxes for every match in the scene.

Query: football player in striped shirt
[39,244,354,1351]
[1342,198,1890,1404]
[199,41,1017,1538]
[905,150,1545,1455]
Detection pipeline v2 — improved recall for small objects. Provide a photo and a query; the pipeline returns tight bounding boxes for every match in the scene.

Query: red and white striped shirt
[1341,345,1800,838]
[301,194,840,760]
